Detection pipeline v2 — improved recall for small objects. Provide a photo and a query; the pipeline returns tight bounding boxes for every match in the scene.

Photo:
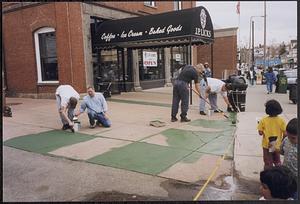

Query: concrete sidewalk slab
[234,133,262,157]
[159,153,232,184]
[234,155,263,181]
[3,120,52,141]
[141,134,170,147]
[49,137,131,160]
[97,124,165,142]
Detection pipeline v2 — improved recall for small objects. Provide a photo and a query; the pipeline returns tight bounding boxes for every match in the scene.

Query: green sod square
[3,130,96,154]
[87,142,191,175]
[189,131,221,143]
[160,128,205,150]
[197,136,234,157]
[189,119,233,130]
[180,152,204,164]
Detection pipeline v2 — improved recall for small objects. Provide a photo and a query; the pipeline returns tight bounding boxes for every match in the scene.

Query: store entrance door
[94,48,133,94]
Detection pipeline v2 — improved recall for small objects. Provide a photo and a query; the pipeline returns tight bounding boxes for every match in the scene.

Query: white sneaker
[89,123,96,129]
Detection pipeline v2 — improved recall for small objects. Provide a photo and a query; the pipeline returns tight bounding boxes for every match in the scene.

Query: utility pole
[263,1,266,69]
[252,21,255,68]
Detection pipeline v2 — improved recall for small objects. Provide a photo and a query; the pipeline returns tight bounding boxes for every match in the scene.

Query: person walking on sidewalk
[247,66,256,86]
[264,67,276,94]
[75,86,111,128]
[203,62,212,77]
[199,77,233,115]
[55,85,80,131]
[257,99,286,170]
[171,64,202,122]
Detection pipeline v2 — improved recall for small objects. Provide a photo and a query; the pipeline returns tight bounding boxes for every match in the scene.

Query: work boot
[171,117,178,122]
[180,117,191,122]
[200,111,206,115]
[89,123,96,129]
[62,124,70,130]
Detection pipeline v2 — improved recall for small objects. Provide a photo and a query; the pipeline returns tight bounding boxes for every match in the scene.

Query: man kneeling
[76,86,111,128]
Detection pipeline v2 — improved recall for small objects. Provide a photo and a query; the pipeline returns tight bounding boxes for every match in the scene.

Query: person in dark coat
[171,64,202,122]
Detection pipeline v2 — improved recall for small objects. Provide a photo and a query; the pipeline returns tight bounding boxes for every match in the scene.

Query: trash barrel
[289,84,297,104]
[227,75,248,112]
[277,74,288,93]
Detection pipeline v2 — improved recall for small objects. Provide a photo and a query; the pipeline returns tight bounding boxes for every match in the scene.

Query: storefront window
[171,46,188,78]
[139,48,164,81]
[34,27,58,83]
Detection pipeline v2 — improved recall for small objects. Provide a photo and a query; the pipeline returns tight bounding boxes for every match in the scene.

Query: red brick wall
[96,1,194,14]
[3,2,86,97]
[197,35,237,79]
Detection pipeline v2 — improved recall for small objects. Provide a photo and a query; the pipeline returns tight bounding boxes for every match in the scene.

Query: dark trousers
[171,80,189,118]
[88,112,111,128]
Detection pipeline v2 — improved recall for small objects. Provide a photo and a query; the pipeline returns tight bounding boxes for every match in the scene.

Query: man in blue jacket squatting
[76,86,111,128]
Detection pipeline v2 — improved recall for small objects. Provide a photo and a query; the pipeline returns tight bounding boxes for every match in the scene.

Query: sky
[196,1,297,48]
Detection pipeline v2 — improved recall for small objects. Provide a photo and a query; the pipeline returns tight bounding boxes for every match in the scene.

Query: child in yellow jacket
[257,100,286,170]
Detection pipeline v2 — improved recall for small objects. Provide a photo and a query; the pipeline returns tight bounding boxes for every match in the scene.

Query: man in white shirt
[202,78,233,113]
[55,85,80,131]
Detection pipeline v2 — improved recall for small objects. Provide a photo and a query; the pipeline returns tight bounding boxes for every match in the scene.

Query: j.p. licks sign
[194,8,212,38]
[94,6,214,47]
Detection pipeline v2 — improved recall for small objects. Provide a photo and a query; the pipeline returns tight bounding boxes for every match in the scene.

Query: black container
[228,90,247,112]
[289,84,297,104]
[227,75,248,91]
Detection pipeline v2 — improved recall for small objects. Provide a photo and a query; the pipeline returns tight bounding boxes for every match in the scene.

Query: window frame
[34,27,59,84]
[174,1,182,10]
[144,1,156,8]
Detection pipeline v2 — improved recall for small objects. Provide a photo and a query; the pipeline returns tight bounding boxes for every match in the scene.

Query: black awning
[93,6,214,49]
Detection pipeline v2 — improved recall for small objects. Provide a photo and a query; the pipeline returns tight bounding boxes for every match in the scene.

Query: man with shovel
[200,78,234,114]
[171,64,203,122]
[75,86,111,128]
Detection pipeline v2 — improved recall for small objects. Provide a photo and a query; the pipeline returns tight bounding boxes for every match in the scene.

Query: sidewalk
[234,84,297,181]
[4,88,237,201]
[3,84,296,201]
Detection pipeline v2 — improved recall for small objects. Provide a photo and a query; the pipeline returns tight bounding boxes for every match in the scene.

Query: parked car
[284,68,297,90]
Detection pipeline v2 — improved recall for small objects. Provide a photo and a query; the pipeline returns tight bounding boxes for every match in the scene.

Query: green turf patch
[3,130,96,154]
[160,129,205,150]
[181,152,204,164]
[197,136,234,157]
[189,119,233,130]
[87,142,191,175]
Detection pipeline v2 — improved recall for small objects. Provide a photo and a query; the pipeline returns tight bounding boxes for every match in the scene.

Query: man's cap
[204,62,209,65]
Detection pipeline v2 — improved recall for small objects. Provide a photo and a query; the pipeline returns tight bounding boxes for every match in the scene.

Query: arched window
[34,27,59,83]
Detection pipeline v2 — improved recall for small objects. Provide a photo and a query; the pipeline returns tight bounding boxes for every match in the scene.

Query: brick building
[2,2,237,98]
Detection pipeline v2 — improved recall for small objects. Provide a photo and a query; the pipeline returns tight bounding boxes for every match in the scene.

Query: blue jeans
[266,82,273,93]
[199,79,207,112]
[208,93,218,111]
[56,95,75,125]
[88,112,111,128]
